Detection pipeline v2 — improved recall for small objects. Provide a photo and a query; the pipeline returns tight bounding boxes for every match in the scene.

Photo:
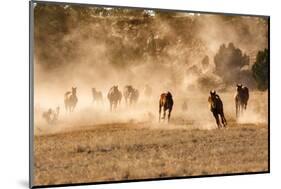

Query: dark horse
[107,85,122,111]
[208,90,227,128]
[92,88,103,104]
[64,87,78,112]
[123,85,139,105]
[159,92,174,123]
[235,84,249,118]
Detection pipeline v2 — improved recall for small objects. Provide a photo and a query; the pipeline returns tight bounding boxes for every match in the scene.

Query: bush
[252,49,269,91]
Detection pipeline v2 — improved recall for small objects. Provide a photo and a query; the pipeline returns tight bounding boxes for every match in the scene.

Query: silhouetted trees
[34,3,268,91]
[252,48,269,90]
[214,43,250,86]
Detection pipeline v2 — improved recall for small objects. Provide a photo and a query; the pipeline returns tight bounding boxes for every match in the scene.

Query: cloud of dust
[33,5,268,134]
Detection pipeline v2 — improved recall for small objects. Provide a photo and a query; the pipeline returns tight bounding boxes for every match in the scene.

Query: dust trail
[33,4,268,134]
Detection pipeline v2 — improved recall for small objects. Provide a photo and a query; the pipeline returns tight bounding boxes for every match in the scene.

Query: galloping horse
[92,88,103,104]
[107,85,122,111]
[43,106,60,124]
[235,84,249,118]
[208,90,227,128]
[123,85,139,105]
[64,87,78,112]
[159,92,174,123]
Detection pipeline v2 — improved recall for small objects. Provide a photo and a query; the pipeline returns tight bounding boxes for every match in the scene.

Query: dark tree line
[214,43,251,86]
[252,49,269,91]
[34,3,268,91]
[213,43,268,90]
[34,4,198,69]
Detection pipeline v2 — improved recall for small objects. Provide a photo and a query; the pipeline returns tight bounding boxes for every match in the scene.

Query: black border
[29,1,270,188]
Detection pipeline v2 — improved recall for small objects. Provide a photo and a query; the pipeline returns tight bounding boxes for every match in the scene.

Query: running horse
[42,106,60,124]
[92,88,103,104]
[208,90,227,128]
[107,85,122,111]
[123,85,139,105]
[159,92,174,123]
[235,84,249,118]
[64,87,78,112]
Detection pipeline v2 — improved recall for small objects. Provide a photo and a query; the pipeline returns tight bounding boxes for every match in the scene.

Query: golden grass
[33,121,268,186]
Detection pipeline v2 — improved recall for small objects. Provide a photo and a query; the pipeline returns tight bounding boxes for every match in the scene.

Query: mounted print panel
[30,1,269,188]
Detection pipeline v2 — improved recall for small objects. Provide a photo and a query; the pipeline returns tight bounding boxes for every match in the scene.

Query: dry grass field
[34,121,268,186]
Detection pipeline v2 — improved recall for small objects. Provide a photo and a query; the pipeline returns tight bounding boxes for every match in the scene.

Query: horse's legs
[235,100,239,118]
[238,103,241,118]
[114,102,117,110]
[213,112,221,128]
[244,102,247,110]
[239,103,243,116]
[220,112,227,127]
[163,110,166,120]
[167,108,172,123]
[159,104,162,122]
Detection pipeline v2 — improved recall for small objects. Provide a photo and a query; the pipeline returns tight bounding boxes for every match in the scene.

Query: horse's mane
[64,91,71,97]
[166,92,172,99]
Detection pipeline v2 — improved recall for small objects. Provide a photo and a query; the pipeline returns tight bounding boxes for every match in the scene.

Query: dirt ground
[33,121,268,186]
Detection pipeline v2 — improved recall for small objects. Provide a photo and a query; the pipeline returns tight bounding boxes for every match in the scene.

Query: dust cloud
[33,4,268,134]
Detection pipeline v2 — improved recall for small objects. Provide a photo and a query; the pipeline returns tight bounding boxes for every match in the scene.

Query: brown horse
[235,84,249,118]
[92,88,103,104]
[42,106,60,124]
[208,90,227,128]
[159,92,174,123]
[123,85,139,106]
[107,85,122,111]
[64,87,78,112]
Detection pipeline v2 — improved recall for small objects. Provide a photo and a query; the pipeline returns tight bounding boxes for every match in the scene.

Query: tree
[214,43,250,86]
[252,48,269,91]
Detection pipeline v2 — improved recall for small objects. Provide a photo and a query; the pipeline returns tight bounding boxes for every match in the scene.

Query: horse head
[210,90,216,97]
[166,91,172,99]
[72,87,77,95]
[209,90,217,109]
[236,84,243,92]
[113,85,118,91]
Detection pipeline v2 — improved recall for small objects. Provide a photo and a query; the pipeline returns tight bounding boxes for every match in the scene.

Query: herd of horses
[42,83,249,129]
